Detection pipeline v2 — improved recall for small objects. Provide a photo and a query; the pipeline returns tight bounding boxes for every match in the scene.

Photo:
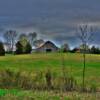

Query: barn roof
[36,41,58,49]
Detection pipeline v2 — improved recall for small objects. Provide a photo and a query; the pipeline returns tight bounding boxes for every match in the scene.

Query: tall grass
[0,69,98,93]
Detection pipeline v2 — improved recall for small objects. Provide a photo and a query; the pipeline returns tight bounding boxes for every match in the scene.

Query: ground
[0,53,100,99]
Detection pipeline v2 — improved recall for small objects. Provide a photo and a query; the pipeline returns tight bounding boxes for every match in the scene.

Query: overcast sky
[0,0,100,47]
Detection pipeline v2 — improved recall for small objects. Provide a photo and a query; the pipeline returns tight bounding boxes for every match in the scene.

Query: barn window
[46,49,52,52]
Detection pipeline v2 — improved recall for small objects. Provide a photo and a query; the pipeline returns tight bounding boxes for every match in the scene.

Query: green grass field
[0,53,100,85]
[0,53,100,79]
[0,53,100,99]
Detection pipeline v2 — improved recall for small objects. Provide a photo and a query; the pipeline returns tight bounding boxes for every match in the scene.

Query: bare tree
[4,30,17,53]
[34,39,45,47]
[61,43,70,52]
[28,32,37,47]
[77,25,93,91]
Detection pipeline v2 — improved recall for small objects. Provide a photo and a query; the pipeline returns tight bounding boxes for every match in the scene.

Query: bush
[0,42,5,56]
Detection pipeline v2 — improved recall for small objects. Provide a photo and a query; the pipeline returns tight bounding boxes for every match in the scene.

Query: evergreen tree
[0,42,5,56]
[25,42,32,54]
[15,41,32,54]
[15,41,23,54]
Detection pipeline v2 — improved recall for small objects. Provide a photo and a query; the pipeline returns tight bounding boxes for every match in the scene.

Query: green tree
[16,34,32,54]
[19,33,28,53]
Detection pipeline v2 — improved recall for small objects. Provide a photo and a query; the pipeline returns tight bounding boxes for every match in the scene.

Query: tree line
[0,30,45,55]
[0,28,100,56]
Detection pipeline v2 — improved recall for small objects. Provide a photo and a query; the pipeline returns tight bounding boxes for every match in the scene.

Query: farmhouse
[35,41,59,52]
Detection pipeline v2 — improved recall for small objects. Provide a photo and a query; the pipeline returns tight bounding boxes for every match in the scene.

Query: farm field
[0,53,100,100]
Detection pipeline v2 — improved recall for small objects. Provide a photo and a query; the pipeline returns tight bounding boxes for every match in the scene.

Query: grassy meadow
[0,53,100,99]
[0,53,100,84]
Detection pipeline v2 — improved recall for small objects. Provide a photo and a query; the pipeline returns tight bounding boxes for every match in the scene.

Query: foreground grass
[0,91,100,100]
[0,89,100,100]
[0,53,100,99]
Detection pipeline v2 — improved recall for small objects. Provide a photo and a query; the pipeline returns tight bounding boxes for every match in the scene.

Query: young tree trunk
[82,43,86,91]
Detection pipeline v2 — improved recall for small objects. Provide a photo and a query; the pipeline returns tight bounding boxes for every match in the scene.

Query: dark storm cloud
[0,0,100,46]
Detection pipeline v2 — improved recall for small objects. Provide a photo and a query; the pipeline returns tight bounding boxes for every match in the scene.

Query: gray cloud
[0,0,100,47]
